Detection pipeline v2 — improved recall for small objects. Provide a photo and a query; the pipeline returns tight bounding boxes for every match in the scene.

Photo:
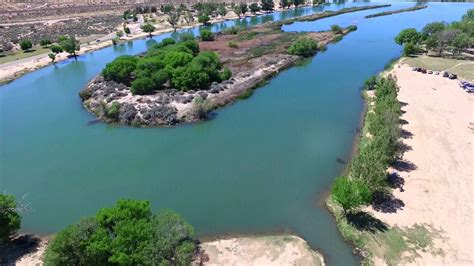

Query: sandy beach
[371,64,474,265]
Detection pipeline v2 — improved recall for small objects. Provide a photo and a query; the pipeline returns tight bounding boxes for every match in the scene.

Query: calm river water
[1,1,472,265]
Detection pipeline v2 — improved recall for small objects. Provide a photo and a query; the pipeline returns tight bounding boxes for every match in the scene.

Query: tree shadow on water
[346,211,388,233]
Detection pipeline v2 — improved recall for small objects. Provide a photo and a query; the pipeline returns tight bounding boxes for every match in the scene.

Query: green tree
[0,194,21,244]
[330,24,343,34]
[424,35,439,52]
[395,28,421,45]
[198,14,211,25]
[116,30,124,38]
[141,23,156,38]
[287,37,318,57]
[364,75,377,90]
[102,55,138,83]
[124,26,131,34]
[40,38,52,47]
[422,22,446,37]
[332,176,372,214]
[131,76,155,95]
[60,36,80,60]
[250,3,261,14]
[167,10,181,31]
[184,11,194,25]
[19,39,32,51]
[261,0,275,12]
[403,42,419,56]
[44,199,196,265]
[233,5,243,18]
[218,4,227,17]
[451,32,470,54]
[50,45,63,53]
[239,3,248,15]
[48,53,56,63]
[200,29,215,41]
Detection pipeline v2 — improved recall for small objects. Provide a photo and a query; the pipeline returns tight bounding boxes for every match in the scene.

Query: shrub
[331,24,343,34]
[124,26,131,34]
[106,101,121,119]
[48,53,56,63]
[403,42,419,56]
[181,40,200,55]
[102,55,138,83]
[198,14,211,25]
[332,176,372,214]
[220,67,232,81]
[228,41,238,48]
[287,37,318,57]
[19,39,32,51]
[44,199,196,265]
[171,64,210,91]
[161,37,176,46]
[364,75,377,90]
[200,29,214,41]
[141,23,156,37]
[347,25,358,32]
[116,30,124,38]
[40,38,52,47]
[178,33,195,42]
[50,45,63,53]
[131,76,155,95]
[0,194,21,244]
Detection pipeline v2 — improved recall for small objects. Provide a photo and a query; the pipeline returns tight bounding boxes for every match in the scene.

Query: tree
[19,39,32,51]
[50,45,63,54]
[141,23,156,38]
[403,42,419,56]
[124,26,131,34]
[424,35,438,52]
[167,10,181,31]
[116,30,124,38]
[239,3,248,16]
[60,36,80,60]
[332,176,372,214]
[395,28,421,45]
[261,0,275,12]
[364,75,377,90]
[294,0,305,7]
[422,22,446,37]
[160,4,174,14]
[0,194,21,244]
[131,76,155,95]
[184,11,194,25]
[44,199,196,265]
[102,55,138,83]
[40,38,52,47]
[250,3,261,14]
[48,53,56,63]
[198,14,211,25]
[436,29,457,55]
[287,37,318,57]
[233,5,242,18]
[451,32,469,54]
[200,29,214,41]
[330,24,343,34]
[218,4,227,17]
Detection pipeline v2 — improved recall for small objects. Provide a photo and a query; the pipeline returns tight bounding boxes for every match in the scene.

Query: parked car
[443,72,449,78]
[449,74,457,79]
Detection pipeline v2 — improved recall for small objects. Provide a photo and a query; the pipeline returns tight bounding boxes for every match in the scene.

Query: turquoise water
[1,2,472,265]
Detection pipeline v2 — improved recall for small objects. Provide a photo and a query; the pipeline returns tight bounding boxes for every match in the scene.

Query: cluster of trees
[17,35,79,63]
[332,76,402,213]
[287,37,318,57]
[44,199,197,265]
[280,0,306,9]
[0,194,21,245]
[395,9,473,56]
[102,35,231,95]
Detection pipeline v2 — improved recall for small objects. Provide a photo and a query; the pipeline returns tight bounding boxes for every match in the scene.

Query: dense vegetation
[332,75,401,213]
[44,199,197,265]
[395,9,473,56]
[102,36,231,94]
[287,37,318,57]
[0,194,21,244]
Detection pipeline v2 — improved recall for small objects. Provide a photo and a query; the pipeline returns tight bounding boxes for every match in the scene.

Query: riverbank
[327,58,474,265]
[80,18,358,127]
[365,4,427,19]
[10,234,324,265]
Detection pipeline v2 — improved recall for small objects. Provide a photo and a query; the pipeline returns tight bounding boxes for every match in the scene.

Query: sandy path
[374,64,474,265]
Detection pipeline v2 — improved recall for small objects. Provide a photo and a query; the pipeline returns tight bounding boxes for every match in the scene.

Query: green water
[1,1,472,265]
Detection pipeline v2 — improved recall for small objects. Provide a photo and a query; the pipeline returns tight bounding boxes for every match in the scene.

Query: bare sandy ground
[372,64,474,265]
[199,235,324,266]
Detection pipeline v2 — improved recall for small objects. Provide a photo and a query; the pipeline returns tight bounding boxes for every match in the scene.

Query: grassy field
[403,56,474,81]
[0,46,50,65]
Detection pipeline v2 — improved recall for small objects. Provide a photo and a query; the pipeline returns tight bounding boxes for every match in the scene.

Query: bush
[131,76,156,95]
[161,37,176,46]
[198,14,210,25]
[364,75,377,90]
[287,37,318,57]
[331,24,343,34]
[40,39,52,47]
[106,101,121,119]
[200,29,214,41]
[44,199,196,265]
[19,39,32,51]
[124,26,131,34]
[0,194,21,244]
[347,25,358,32]
[228,41,238,48]
[50,45,63,53]
[332,176,372,213]
[403,42,419,56]
[181,40,200,55]
[102,55,138,83]
[395,28,421,45]
[178,33,195,42]
[220,67,232,81]
[222,26,241,35]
